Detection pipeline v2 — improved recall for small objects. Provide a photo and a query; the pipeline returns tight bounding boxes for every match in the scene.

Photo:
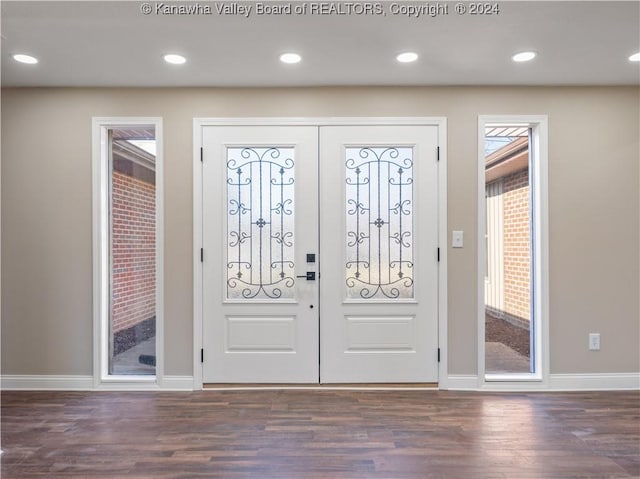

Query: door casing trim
[476,115,549,388]
[92,116,165,388]
[193,117,447,390]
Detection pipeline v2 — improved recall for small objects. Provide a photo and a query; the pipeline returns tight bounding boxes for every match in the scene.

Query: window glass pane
[109,127,156,375]
[345,147,414,300]
[226,147,296,300]
[484,125,533,374]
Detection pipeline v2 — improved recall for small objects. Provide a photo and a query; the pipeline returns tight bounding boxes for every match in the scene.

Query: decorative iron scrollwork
[226,147,295,299]
[345,147,414,299]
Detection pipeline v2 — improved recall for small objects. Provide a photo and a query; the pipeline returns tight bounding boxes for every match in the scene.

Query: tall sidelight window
[93,118,163,384]
[483,126,532,374]
[479,116,548,383]
[109,128,157,374]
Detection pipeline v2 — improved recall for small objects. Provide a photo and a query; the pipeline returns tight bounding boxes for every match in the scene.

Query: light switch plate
[452,230,464,248]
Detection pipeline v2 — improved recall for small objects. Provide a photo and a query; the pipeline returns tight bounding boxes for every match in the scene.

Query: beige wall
[1,86,638,377]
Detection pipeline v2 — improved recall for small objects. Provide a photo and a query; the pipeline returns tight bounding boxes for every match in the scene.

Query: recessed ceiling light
[629,52,640,62]
[280,53,301,64]
[163,54,186,65]
[396,52,418,63]
[13,54,38,64]
[512,51,537,63]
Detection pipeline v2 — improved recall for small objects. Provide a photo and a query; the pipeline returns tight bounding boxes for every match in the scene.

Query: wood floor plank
[1,390,638,478]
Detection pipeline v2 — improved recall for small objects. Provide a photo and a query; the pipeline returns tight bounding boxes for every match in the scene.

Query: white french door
[202,126,319,382]
[200,122,440,384]
[320,126,439,382]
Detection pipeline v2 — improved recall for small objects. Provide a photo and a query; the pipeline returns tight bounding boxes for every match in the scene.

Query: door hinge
[437,247,440,262]
[437,348,441,362]
[201,348,204,363]
[200,147,203,162]
[437,146,440,162]
[200,248,204,262]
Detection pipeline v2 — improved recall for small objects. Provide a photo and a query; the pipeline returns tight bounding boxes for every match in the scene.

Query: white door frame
[193,117,448,389]
[92,116,165,389]
[477,115,550,389]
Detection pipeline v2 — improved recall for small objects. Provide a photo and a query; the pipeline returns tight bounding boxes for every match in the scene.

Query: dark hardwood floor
[1,390,639,478]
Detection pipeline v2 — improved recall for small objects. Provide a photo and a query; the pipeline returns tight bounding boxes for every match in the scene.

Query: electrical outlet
[589,333,600,351]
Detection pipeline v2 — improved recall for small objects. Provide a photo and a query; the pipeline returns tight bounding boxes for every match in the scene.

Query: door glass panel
[345,147,414,299]
[226,147,296,300]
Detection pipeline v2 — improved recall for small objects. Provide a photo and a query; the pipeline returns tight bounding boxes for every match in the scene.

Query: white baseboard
[160,376,195,390]
[3,374,637,392]
[1,375,94,390]
[1,375,195,391]
[444,373,640,391]
[548,373,640,391]
[441,375,478,390]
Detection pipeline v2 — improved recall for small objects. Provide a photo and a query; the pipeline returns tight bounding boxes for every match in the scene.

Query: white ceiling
[1,0,639,87]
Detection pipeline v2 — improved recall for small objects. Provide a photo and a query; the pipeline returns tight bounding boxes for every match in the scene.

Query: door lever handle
[296,272,316,281]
